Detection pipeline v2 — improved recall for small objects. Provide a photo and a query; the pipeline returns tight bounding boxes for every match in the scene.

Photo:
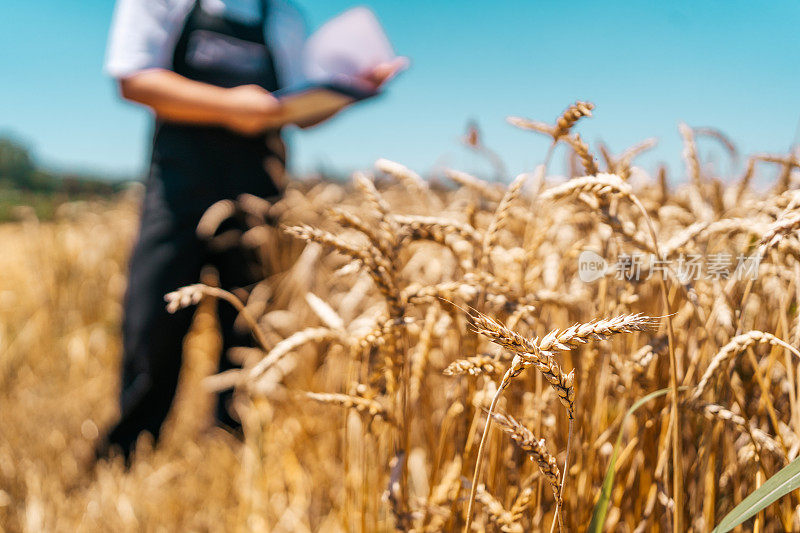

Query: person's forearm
[296,109,342,129]
[119,69,234,126]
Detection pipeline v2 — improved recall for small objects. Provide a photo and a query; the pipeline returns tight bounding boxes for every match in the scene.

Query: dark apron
[150,0,285,217]
[106,0,288,456]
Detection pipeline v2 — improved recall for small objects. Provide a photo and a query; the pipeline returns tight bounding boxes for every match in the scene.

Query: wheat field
[2,104,800,532]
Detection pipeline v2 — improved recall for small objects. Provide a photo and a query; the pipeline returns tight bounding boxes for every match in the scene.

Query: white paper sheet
[302,7,398,85]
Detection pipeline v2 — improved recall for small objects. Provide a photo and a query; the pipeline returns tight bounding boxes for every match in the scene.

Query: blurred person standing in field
[101,0,403,459]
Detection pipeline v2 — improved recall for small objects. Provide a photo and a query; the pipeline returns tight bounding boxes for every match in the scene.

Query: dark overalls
[107,0,284,457]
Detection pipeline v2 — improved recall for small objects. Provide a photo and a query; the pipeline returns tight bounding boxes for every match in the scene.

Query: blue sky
[2,0,799,182]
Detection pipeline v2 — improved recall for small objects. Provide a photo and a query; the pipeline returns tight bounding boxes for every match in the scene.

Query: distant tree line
[0,136,123,195]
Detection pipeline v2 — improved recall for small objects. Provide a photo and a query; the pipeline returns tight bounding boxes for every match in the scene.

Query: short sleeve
[105,0,193,79]
[267,0,307,88]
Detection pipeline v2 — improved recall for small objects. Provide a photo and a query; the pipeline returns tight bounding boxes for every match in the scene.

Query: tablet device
[272,7,405,127]
[272,81,380,126]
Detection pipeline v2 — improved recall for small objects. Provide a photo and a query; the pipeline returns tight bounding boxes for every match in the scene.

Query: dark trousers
[107,125,276,458]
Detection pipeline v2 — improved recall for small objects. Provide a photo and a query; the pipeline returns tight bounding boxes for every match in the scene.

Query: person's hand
[222,84,282,135]
[358,57,409,90]
[297,57,409,130]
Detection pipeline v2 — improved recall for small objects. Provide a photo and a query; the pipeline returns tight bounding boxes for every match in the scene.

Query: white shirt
[106,0,307,87]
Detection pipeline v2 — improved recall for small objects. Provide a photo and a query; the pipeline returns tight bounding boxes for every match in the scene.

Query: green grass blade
[587,388,672,533]
[712,455,800,532]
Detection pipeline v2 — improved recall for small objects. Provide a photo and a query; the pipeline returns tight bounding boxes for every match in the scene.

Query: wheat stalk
[552,101,595,140]
[443,355,501,377]
[760,211,800,249]
[490,412,561,499]
[539,173,633,202]
[305,392,395,425]
[247,327,339,386]
[165,283,270,353]
[444,168,504,201]
[536,313,655,357]
[692,330,800,401]
[376,158,427,196]
[563,133,599,175]
[483,172,529,258]
[475,485,523,533]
